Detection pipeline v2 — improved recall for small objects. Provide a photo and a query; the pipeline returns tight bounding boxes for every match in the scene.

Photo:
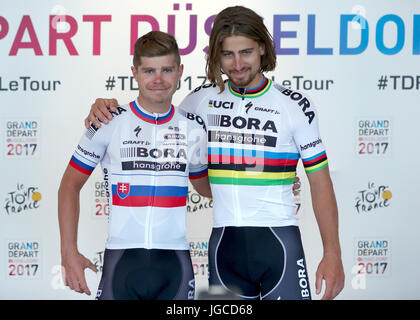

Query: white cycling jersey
[69,99,208,250]
[179,76,328,227]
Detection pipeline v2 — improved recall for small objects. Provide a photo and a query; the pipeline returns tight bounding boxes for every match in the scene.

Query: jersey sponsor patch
[280,88,315,124]
[207,114,277,133]
[121,160,187,172]
[208,130,277,147]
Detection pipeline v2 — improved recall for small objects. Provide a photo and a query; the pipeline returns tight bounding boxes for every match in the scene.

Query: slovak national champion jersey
[69,100,208,250]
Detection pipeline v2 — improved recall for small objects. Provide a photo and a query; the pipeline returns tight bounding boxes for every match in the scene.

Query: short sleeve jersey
[69,100,208,250]
[178,77,328,227]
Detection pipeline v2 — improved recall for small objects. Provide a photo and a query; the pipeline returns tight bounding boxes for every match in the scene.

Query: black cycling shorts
[208,226,311,300]
[95,248,195,300]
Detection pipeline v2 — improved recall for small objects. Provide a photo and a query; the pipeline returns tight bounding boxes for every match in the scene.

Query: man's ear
[178,63,184,79]
[259,43,265,56]
[131,66,137,78]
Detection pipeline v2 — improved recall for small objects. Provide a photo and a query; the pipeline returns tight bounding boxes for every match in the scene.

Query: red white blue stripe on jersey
[69,156,95,175]
[129,100,175,125]
[189,168,208,180]
[112,184,188,207]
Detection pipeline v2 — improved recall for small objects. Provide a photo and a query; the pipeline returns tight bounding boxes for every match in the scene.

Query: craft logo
[354,238,391,279]
[4,183,42,215]
[355,182,392,214]
[7,240,41,279]
[357,118,391,157]
[186,190,212,213]
[189,240,208,278]
[93,178,109,218]
[5,119,40,158]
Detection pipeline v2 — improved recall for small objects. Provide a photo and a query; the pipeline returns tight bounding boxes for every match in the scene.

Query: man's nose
[233,55,243,70]
[153,72,164,83]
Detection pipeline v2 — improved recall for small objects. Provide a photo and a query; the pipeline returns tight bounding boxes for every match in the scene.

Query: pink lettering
[49,15,78,55]
[0,16,9,40]
[9,15,42,56]
[83,15,112,55]
[130,15,159,55]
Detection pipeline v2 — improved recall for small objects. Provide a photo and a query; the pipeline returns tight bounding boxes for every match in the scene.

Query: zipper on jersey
[235,88,247,224]
[241,88,246,101]
[145,115,158,249]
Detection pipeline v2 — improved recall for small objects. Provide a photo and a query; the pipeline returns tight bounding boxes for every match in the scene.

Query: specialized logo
[134,125,142,138]
[208,100,234,109]
[207,114,277,133]
[117,183,130,199]
[244,102,253,114]
[281,88,315,124]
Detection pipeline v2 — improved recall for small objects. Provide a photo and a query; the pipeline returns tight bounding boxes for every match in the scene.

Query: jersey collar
[129,100,175,125]
[228,76,271,98]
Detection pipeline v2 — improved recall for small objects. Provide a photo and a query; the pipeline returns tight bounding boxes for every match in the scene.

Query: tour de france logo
[355,182,392,214]
[4,183,42,215]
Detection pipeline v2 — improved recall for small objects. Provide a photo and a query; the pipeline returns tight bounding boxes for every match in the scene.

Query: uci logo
[208,100,234,109]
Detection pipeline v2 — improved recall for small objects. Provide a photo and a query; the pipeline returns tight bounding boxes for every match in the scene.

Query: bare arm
[58,165,98,295]
[84,98,119,129]
[306,167,345,300]
[189,176,212,198]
